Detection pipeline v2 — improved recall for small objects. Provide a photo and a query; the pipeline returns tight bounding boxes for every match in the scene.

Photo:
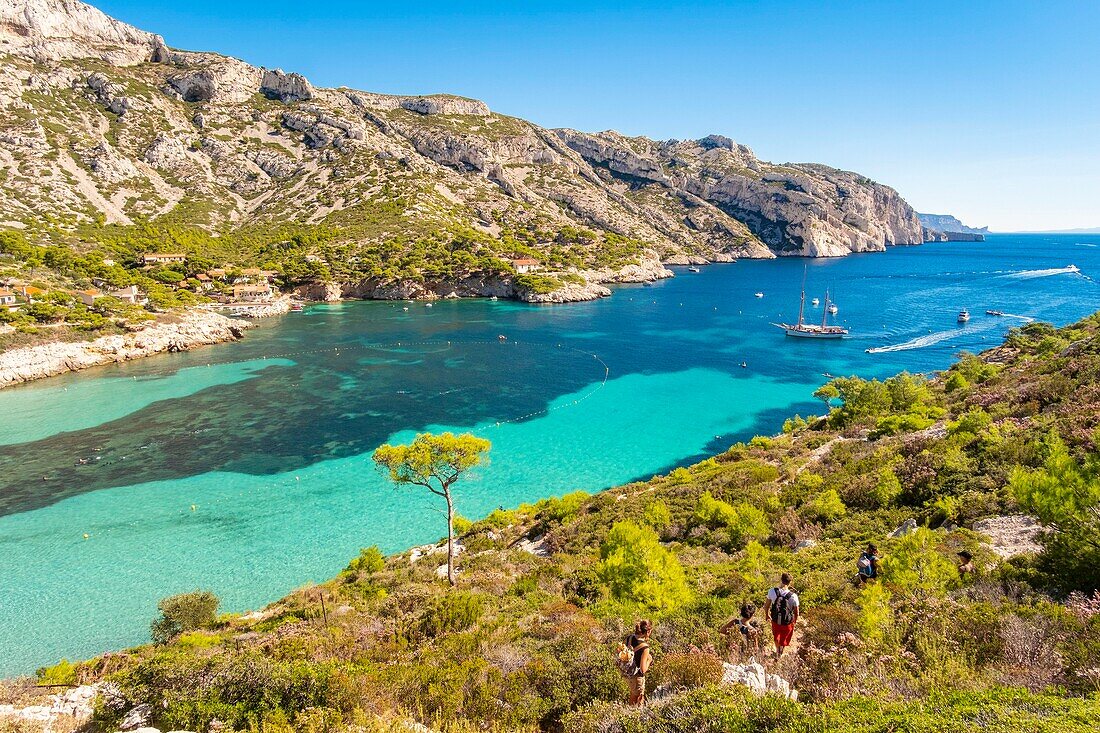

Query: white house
[143,253,186,265]
[511,258,541,274]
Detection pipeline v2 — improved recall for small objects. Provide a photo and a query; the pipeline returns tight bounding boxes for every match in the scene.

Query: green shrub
[418,591,484,638]
[646,649,724,690]
[598,521,690,612]
[694,492,769,549]
[855,582,893,644]
[800,489,847,524]
[36,658,77,685]
[151,591,219,644]
[643,500,672,530]
[344,545,386,575]
[881,529,958,597]
[1010,433,1100,593]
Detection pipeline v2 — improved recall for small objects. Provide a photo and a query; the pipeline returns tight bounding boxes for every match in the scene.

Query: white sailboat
[773,284,848,339]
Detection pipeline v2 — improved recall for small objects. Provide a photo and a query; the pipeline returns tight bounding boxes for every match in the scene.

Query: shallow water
[1,234,1098,675]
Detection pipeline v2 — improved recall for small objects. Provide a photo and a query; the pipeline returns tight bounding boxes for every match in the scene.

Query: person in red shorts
[764,572,800,659]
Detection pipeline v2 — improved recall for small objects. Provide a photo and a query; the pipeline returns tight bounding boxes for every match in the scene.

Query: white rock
[973,515,1043,558]
[0,0,169,64]
[0,310,251,389]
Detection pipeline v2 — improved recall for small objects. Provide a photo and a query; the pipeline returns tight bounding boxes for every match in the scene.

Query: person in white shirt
[763,573,800,659]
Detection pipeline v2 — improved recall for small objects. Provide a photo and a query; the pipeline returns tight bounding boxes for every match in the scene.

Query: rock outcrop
[974,515,1043,558]
[721,660,798,700]
[0,0,169,64]
[556,130,926,257]
[0,310,251,388]
[261,68,314,103]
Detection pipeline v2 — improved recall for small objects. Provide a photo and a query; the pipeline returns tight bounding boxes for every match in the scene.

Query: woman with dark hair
[720,602,761,661]
[625,619,653,706]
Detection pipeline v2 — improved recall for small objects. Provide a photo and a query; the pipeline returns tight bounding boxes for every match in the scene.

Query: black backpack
[771,588,795,625]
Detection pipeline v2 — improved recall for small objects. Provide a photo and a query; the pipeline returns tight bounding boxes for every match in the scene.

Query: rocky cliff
[0,0,930,277]
[918,212,989,236]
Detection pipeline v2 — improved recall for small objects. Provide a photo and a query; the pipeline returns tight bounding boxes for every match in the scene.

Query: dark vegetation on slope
[20,317,1100,732]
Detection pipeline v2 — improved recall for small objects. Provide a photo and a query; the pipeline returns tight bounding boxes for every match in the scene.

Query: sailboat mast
[821,290,829,329]
[797,265,807,327]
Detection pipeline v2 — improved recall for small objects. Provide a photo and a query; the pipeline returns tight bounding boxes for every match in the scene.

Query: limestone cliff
[0,0,930,274]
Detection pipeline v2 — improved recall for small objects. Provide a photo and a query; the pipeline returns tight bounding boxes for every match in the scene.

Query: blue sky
[96,0,1099,231]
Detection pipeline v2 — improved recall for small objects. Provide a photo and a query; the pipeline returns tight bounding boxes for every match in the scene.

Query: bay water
[1,234,1098,675]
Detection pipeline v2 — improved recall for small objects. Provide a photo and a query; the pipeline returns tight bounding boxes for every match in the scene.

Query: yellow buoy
[83,533,90,540]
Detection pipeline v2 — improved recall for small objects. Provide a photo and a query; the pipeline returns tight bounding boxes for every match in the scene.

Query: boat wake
[1000,265,1080,280]
[866,329,965,354]
[866,320,1004,354]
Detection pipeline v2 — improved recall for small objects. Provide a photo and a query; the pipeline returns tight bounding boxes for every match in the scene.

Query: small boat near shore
[986,309,1004,316]
[958,309,970,323]
[688,266,701,273]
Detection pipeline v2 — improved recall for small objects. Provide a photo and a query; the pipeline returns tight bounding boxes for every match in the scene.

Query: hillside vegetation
[0,0,936,312]
[9,315,1100,732]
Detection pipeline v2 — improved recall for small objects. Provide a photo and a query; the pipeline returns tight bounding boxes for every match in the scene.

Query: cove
[2,234,1100,675]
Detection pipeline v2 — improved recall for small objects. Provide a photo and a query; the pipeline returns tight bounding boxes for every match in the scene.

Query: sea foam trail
[1000,265,1080,280]
[867,321,1002,354]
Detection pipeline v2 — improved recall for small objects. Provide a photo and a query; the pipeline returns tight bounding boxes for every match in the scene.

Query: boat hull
[785,328,846,339]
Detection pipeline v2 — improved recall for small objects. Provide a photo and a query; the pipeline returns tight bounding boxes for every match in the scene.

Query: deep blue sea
[1,234,1098,675]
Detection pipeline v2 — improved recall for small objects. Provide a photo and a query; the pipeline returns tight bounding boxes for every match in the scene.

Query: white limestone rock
[974,515,1043,558]
[0,0,169,64]
[261,68,314,103]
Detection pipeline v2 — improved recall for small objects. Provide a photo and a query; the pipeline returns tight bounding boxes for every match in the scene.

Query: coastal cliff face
[0,310,250,388]
[555,132,926,257]
[0,0,928,272]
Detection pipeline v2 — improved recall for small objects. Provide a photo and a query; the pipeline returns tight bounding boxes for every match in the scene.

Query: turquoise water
[1,234,1099,675]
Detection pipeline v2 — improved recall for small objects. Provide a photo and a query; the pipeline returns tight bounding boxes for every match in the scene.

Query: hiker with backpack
[720,601,761,662]
[617,619,653,706]
[764,573,800,660]
[857,543,880,584]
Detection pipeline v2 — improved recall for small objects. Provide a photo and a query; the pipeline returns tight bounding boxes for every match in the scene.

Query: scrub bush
[151,591,220,644]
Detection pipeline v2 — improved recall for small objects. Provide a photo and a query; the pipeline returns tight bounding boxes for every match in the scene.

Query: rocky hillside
[0,0,931,290]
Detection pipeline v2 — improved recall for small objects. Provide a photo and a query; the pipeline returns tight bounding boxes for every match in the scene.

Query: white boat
[425,302,433,307]
[827,303,838,315]
[489,296,498,301]
[811,298,820,306]
[958,309,970,323]
[773,286,848,339]
[688,266,701,273]
[754,292,764,298]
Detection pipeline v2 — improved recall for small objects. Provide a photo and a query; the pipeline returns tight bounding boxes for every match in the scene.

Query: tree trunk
[445,488,456,586]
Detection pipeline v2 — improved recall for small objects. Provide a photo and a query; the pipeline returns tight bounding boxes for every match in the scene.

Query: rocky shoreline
[0,310,252,389]
[0,263,670,389]
[294,259,675,304]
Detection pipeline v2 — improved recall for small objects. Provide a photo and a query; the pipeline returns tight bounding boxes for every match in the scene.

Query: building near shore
[0,289,15,307]
[108,285,147,305]
[72,288,102,306]
[142,253,186,265]
[511,258,541,274]
[233,283,274,302]
[16,285,47,302]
